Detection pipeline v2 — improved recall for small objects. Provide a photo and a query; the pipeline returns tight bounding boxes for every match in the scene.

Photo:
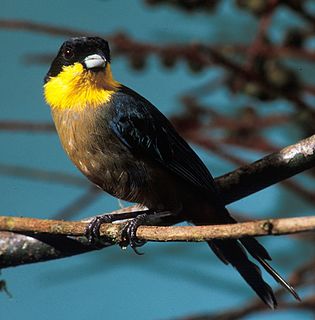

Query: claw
[85,209,163,252]
[85,215,113,244]
[121,213,147,255]
[85,210,151,245]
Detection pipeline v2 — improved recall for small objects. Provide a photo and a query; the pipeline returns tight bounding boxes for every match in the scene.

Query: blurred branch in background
[51,186,102,220]
[1,0,315,318]
[175,259,315,320]
[0,121,54,132]
[0,162,86,187]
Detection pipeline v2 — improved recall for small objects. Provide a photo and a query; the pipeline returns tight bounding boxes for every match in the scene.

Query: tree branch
[0,215,314,241]
[1,134,315,268]
[216,133,315,204]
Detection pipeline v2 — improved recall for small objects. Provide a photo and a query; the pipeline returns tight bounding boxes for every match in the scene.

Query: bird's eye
[63,47,74,60]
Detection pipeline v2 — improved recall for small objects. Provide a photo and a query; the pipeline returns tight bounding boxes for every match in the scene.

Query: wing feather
[109,86,220,198]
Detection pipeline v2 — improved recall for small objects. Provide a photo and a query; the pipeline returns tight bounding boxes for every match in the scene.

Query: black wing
[109,86,220,198]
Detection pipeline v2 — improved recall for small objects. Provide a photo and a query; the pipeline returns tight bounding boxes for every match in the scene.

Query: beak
[83,54,106,70]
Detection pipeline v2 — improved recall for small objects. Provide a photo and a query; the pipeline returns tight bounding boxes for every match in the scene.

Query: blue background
[0,1,314,319]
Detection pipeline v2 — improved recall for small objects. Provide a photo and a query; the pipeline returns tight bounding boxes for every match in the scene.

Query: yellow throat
[44,63,120,110]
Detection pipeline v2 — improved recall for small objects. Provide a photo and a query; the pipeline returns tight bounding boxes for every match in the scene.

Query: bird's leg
[85,209,151,244]
[120,210,173,255]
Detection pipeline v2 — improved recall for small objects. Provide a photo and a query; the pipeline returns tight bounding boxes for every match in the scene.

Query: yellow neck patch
[44,63,120,110]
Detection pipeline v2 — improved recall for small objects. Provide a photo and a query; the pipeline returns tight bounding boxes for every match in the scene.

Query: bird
[44,36,300,308]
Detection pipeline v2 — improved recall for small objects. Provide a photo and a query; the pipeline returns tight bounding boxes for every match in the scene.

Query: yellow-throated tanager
[44,37,299,308]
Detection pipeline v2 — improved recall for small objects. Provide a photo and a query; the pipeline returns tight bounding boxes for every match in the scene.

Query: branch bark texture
[0,215,314,241]
[217,133,315,204]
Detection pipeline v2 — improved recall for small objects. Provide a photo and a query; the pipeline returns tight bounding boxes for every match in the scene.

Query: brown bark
[0,215,314,242]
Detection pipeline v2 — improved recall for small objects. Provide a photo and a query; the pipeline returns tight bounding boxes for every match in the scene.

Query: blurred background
[0,0,315,319]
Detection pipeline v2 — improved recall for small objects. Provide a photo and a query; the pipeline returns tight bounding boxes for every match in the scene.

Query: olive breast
[51,106,151,203]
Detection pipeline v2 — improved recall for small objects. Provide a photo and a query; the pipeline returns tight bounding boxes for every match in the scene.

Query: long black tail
[240,237,300,301]
[209,238,277,308]
[205,209,300,308]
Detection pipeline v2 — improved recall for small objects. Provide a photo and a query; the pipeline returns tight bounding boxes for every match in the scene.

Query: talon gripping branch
[44,37,300,308]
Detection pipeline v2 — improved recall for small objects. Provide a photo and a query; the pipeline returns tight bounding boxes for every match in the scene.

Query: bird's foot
[120,213,148,255]
[119,210,173,255]
[86,209,172,253]
[85,210,149,245]
[85,214,116,245]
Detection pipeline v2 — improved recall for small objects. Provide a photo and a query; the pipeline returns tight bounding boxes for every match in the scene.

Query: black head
[44,37,111,83]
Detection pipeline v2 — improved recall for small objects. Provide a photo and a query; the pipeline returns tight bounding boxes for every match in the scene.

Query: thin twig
[0,121,55,132]
[244,0,277,70]
[0,163,87,187]
[52,186,102,220]
[0,215,314,242]
[0,19,94,37]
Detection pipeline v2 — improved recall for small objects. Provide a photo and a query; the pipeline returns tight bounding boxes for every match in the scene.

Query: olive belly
[51,108,184,213]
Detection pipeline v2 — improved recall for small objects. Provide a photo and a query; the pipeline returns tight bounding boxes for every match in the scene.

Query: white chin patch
[84,54,106,69]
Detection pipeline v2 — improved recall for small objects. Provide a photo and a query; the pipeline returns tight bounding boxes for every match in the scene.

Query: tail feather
[224,212,272,261]
[196,206,299,307]
[220,208,300,301]
[240,237,272,261]
[209,239,277,309]
[241,238,301,301]
[208,241,229,265]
